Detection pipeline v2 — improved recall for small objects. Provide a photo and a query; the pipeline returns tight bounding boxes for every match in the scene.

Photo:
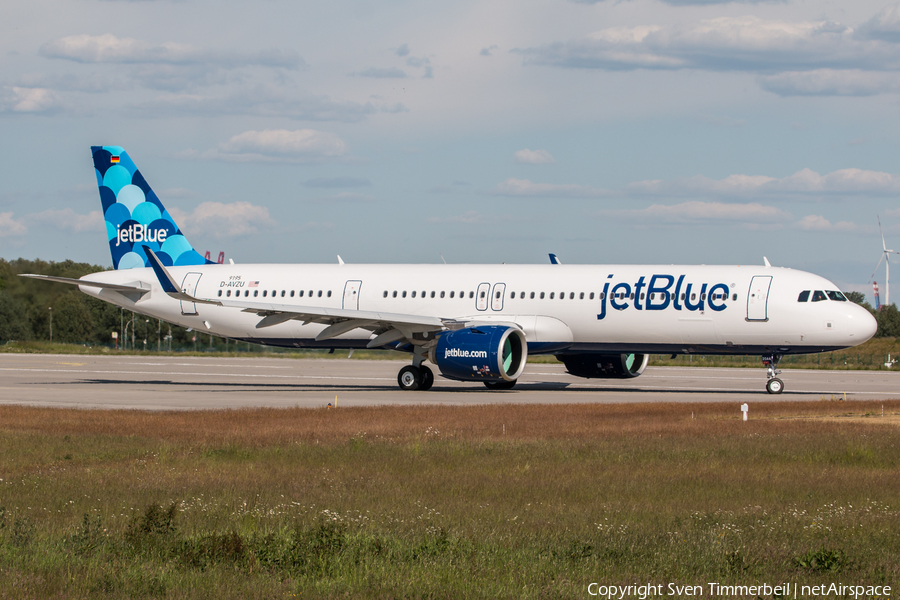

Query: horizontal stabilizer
[19,274,150,294]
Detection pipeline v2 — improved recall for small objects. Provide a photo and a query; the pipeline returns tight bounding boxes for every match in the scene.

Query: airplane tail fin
[92,146,213,270]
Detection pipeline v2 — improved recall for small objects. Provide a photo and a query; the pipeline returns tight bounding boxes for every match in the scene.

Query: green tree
[0,291,31,341]
[876,304,900,338]
[52,291,94,343]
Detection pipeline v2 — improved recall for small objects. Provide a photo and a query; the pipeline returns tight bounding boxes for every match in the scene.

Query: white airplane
[24,146,878,394]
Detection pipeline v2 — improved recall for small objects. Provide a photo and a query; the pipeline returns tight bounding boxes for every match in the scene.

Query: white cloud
[356,67,407,78]
[24,209,103,233]
[857,3,900,43]
[493,178,608,197]
[514,149,555,164]
[0,212,27,237]
[196,129,347,163]
[427,210,483,224]
[795,215,860,232]
[40,34,303,69]
[0,86,62,114]
[760,69,900,96]
[168,201,275,239]
[601,201,790,224]
[519,13,900,78]
[626,168,900,199]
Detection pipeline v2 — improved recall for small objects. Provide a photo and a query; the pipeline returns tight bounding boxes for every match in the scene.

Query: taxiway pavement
[0,354,897,410]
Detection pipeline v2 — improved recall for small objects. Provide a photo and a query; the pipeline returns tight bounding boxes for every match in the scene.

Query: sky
[2,0,900,304]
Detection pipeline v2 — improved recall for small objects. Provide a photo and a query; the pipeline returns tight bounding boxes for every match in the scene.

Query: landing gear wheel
[418,366,434,391]
[398,365,421,391]
[766,378,784,394]
[484,380,517,390]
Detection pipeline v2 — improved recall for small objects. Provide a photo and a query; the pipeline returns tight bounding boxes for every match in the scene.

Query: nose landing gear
[762,354,784,394]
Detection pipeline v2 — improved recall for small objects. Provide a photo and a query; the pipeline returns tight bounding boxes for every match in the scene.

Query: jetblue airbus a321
[23,146,878,394]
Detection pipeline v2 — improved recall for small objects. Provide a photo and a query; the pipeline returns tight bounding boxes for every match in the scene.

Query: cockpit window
[811,290,827,302]
[826,290,847,301]
[798,291,810,302]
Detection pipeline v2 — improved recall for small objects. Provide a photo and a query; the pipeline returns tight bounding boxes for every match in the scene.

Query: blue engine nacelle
[433,326,528,382]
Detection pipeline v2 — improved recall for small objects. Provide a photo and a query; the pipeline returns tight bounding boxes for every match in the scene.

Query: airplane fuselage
[79,262,875,356]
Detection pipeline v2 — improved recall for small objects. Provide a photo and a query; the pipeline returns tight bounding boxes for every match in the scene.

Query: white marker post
[741,403,749,422]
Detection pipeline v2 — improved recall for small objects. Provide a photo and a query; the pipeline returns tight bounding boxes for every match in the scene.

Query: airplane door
[476,282,490,311]
[491,283,506,311]
[747,276,772,321]
[180,272,202,315]
[343,280,362,310]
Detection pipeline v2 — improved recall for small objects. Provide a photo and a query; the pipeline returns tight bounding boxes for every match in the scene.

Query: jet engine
[558,353,648,379]
[434,326,528,382]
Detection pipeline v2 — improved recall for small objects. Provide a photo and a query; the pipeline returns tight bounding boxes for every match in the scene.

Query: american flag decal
[249,281,259,287]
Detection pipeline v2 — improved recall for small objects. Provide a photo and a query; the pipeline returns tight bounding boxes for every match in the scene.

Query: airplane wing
[144,249,456,347]
[19,274,151,294]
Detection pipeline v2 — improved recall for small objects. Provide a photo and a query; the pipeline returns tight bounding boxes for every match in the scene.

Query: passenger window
[812,290,827,302]
[299,290,305,297]
[469,291,474,298]
[641,293,645,301]
[580,292,584,299]
[412,291,416,298]
[510,292,515,299]
[402,291,407,298]
[226,290,231,297]
[569,292,574,299]
[732,293,737,301]
[701,293,706,301]
[798,290,810,302]
[431,291,436,298]
[440,291,445,298]
[691,293,696,301]
[290,290,295,297]
[317,290,322,297]
[245,290,249,297]
[383,291,388,298]
[281,290,285,297]
[540,292,545,299]
[520,292,525,299]
[218,290,223,297]
[530,292,535,299]
[550,292,555,299]
[392,291,397,298]
[254,290,258,297]
[479,291,485,299]
[591,292,596,300]
[826,290,847,301]
[629,293,634,300]
[496,291,501,299]
[263,290,267,297]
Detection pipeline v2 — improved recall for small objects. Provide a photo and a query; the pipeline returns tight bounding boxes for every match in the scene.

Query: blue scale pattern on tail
[92,146,214,270]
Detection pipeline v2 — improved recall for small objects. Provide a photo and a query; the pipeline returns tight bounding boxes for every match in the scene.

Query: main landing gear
[762,354,784,394]
[397,364,434,391]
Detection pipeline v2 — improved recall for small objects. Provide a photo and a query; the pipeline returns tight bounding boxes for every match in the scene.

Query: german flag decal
[110,155,120,164]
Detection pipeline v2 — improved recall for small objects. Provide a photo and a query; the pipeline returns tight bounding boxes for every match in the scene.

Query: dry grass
[1,401,899,598]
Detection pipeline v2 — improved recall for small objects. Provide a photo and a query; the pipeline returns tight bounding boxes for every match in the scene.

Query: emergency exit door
[746,276,772,321]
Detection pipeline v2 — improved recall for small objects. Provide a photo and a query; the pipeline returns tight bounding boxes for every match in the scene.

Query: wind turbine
[870,216,900,308]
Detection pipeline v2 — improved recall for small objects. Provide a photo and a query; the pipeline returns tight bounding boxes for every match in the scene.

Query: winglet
[549,253,561,265]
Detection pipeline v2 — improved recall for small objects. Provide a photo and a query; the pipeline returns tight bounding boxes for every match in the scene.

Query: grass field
[0,401,898,598]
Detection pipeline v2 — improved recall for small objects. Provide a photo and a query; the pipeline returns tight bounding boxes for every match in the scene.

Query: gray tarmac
[1,354,898,410]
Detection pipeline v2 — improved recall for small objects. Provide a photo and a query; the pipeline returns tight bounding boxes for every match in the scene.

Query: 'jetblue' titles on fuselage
[597,274,730,320]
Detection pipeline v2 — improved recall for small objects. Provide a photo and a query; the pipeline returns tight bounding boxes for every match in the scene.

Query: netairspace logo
[116,224,168,247]
[444,348,488,359]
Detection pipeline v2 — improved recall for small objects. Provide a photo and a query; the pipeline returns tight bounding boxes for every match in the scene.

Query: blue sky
[2,0,900,303]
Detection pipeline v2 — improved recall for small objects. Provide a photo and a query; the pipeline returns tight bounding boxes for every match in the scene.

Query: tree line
[2,258,900,346]
[0,258,223,349]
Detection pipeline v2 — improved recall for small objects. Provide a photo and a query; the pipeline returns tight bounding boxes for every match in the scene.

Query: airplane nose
[848,303,878,342]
